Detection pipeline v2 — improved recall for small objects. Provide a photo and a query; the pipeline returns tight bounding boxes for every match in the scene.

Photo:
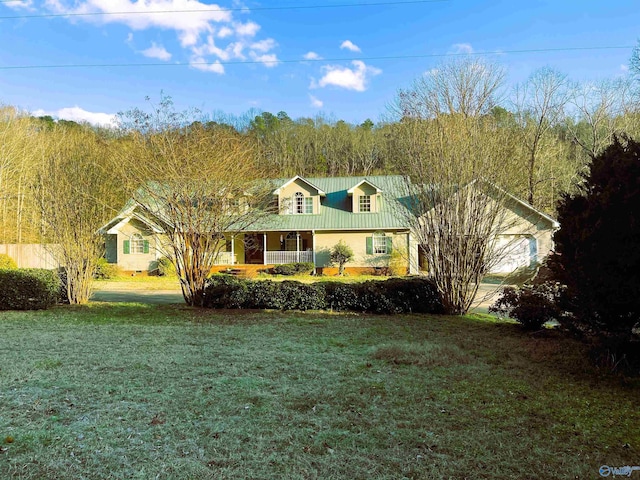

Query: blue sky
[0,0,637,126]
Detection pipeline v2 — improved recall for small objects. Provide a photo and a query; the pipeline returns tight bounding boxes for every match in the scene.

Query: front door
[244,234,264,264]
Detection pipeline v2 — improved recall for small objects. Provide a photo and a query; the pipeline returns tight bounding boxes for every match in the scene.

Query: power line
[0,0,448,19]
[0,45,633,71]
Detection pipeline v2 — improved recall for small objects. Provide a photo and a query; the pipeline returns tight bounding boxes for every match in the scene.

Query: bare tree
[396,57,506,119]
[0,107,43,244]
[117,96,275,307]
[393,113,521,315]
[568,77,636,159]
[512,67,572,208]
[35,128,125,304]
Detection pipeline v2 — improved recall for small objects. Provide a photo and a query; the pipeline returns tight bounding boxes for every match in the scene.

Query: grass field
[1,304,638,479]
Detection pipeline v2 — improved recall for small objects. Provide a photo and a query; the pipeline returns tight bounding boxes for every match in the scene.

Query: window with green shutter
[123,240,130,254]
[373,231,388,254]
[366,236,373,254]
[143,240,150,254]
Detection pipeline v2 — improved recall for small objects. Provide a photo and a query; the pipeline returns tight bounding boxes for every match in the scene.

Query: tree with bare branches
[512,67,572,208]
[396,57,506,118]
[117,96,275,307]
[393,114,521,315]
[569,77,638,160]
[35,127,125,304]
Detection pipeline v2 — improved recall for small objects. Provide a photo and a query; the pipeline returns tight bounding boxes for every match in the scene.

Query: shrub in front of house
[204,276,443,314]
[271,262,315,276]
[489,282,567,330]
[350,278,444,314]
[323,281,361,311]
[156,257,176,277]
[94,258,121,279]
[202,274,248,309]
[0,254,17,270]
[0,268,61,310]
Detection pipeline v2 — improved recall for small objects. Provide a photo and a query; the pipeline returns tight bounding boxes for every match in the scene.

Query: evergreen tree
[553,136,640,335]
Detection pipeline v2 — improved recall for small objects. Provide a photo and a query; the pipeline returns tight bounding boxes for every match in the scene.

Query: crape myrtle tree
[36,127,126,304]
[552,136,640,337]
[117,96,275,307]
[391,58,522,315]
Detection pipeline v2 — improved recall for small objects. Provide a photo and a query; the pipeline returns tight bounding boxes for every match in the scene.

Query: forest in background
[1,55,640,245]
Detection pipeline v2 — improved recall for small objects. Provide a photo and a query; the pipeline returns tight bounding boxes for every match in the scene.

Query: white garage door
[490,235,537,273]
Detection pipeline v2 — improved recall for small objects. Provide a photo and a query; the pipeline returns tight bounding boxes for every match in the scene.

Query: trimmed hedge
[271,262,315,276]
[0,268,61,310]
[203,275,443,314]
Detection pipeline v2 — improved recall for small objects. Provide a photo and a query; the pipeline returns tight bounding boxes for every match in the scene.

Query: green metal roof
[250,175,411,232]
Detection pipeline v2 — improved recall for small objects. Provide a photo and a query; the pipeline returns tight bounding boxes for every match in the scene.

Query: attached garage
[490,235,538,273]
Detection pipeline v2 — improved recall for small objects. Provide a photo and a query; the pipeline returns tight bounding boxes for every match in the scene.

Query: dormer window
[294,192,313,214]
[348,179,382,213]
[359,195,371,213]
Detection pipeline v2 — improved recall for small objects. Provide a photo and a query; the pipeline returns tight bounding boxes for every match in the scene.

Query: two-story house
[99,175,558,276]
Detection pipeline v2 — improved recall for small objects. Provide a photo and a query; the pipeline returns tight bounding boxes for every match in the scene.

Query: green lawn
[0,304,638,479]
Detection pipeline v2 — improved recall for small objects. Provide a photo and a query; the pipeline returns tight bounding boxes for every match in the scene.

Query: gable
[273,176,326,197]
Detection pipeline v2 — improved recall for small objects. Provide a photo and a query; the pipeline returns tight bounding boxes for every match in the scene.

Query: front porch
[213,231,316,267]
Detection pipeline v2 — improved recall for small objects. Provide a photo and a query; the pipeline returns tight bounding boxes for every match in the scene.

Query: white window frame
[292,192,313,214]
[359,195,371,212]
[373,231,387,254]
[285,232,297,251]
[131,233,145,254]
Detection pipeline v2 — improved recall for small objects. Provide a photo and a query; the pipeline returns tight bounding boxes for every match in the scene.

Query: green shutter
[386,237,393,254]
[143,240,150,254]
[123,240,130,254]
[366,236,373,255]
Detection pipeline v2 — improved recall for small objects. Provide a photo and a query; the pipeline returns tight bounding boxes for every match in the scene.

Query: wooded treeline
[1,56,639,245]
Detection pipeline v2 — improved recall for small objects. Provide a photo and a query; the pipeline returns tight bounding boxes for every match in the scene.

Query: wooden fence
[0,244,62,269]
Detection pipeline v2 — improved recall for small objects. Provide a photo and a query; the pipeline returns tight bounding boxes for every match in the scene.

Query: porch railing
[213,252,236,265]
[265,250,313,265]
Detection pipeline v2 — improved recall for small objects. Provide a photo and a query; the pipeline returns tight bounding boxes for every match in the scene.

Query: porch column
[263,233,267,265]
[312,230,316,274]
[296,232,301,263]
[230,235,235,266]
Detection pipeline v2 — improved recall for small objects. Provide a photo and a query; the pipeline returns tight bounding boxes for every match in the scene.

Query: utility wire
[0,45,633,71]
[0,0,448,19]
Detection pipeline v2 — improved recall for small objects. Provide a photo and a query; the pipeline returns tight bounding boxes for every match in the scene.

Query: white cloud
[234,21,260,37]
[309,95,323,108]
[9,0,35,10]
[218,26,233,38]
[44,1,232,48]
[249,52,278,67]
[193,35,234,60]
[315,60,381,92]
[449,43,474,54]
[36,1,280,72]
[190,58,225,74]
[303,51,322,60]
[250,38,276,53]
[621,64,629,72]
[340,40,361,53]
[140,42,172,61]
[33,106,116,127]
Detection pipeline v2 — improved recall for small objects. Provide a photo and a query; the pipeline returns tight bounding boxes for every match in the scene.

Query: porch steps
[215,264,276,278]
